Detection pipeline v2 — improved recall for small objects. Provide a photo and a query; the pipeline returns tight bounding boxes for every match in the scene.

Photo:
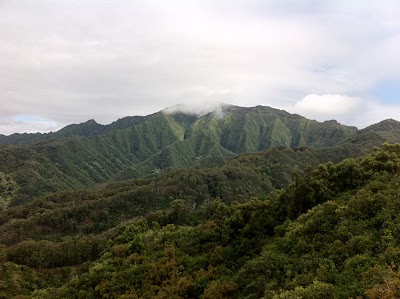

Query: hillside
[0,146,361,245]
[343,119,400,147]
[0,106,357,146]
[0,116,147,145]
[1,142,400,298]
[0,105,370,206]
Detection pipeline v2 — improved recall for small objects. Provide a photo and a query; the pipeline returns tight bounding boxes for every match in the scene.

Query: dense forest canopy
[1,143,400,298]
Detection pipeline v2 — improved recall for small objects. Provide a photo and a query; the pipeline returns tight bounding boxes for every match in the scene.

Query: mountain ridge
[0,105,399,207]
[0,104,361,143]
[2,106,400,298]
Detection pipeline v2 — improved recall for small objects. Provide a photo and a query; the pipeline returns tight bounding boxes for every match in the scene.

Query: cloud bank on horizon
[1,0,400,135]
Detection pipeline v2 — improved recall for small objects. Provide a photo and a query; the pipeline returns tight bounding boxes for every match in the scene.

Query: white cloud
[288,94,400,128]
[0,0,399,134]
[0,118,61,135]
[355,101,400,128]
[163,101,230,118]
[293,94,363,116]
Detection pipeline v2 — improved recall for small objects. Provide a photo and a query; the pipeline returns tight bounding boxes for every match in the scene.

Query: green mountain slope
[343,119,400,147]
[0,116,146,145]
[0,112,196,206]
[0,146,359,244]
[1,143,400,298]
[0,105,398,207]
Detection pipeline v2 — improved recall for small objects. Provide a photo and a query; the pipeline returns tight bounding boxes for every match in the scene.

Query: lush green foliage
[2,144,400,298]
[0,145,362,247]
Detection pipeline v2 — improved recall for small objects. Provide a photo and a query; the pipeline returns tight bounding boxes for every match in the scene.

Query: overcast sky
[1,0,400,135]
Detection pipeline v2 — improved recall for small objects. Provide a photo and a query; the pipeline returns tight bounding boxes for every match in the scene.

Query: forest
[1,143,400,298]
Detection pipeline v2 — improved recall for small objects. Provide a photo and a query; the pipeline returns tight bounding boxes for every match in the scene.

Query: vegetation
[1,143,400,298]
[1,106,400,298]
[0,105,385,206]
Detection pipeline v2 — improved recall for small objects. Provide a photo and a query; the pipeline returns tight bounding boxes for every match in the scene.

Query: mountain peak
[85,119,99,125]
[163,103,233,117]
[364,118,400,132]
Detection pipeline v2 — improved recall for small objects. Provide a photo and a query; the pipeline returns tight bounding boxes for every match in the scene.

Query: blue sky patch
[373,79,400,104]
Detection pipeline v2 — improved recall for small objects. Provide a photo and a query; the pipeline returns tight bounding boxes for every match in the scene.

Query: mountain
[0,105,399,207]
[0,105,361,206]
[346,119,400,146]
[0,105,358,148]
[0,115,146,145]
[1,104,400,298]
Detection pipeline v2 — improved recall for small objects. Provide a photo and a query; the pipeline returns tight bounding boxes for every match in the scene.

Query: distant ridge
[342,118,400,147]
[0,105,399,206]
[0,115,146,145]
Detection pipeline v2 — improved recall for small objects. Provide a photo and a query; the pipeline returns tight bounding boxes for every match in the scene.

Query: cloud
[164,101,230,119]
[0,0,399,134]
[289,94,400,128]
[0,117,60,135]
[164,101,225,116]
[293,94,363,116]
[355,101,400,128]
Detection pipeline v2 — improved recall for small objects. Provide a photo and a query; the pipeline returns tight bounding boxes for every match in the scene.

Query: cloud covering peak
[1,0,400,134]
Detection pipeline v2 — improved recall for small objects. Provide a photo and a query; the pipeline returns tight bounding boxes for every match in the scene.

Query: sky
[1,0,400,135]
